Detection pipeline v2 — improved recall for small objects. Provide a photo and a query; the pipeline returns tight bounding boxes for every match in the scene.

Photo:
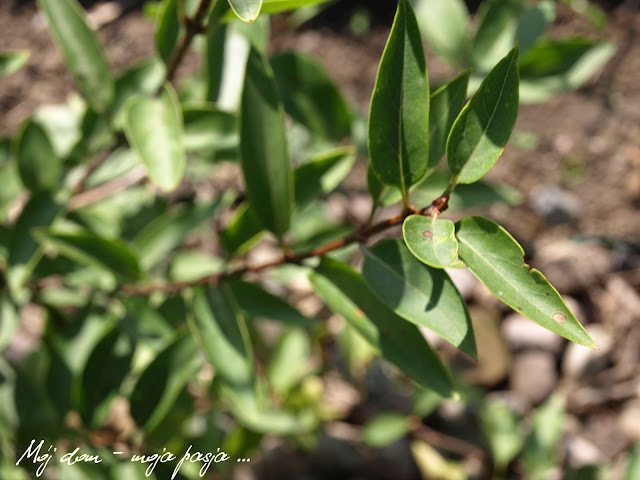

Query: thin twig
[411,423,487,462]
[69,166,148,210]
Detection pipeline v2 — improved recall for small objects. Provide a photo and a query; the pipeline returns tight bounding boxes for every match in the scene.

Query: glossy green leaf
[0,51,29,78]
[220,203,265,255]
[111,57,166,129]
[470,0,524,71]
[14,119,61,192]
[480,398,525,470]
[227,278,315,327]
[362,413,411,448]
[309,257,454,397]
[414,0,469,64]
[240,48,293,238]
[519,39,616,104]
[267,327,311,395]
[455,216,596,348]
[190,285,254,387]
[362,239,475,358]
[183,105,238,152]
[368,0,429,197]
[271,51,352,140]
[35,229,142,282]
[428,69,470,173]
[403,215,465,269]
[228,0,263,22]
[294,146,356,205]
[155,0,181,63]
[447,45,519,185]
[129,331,202,432]
[124,83,185,192]
[37,0,114,111]
[7,193,63,300]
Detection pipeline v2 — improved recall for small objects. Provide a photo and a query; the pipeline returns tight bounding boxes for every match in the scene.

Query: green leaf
[428,69,470,174]
[368,0,429,199]
[447,45,519,185]
[0,296,19,352]
[260,0,330,14]
[35,229,143,282]
[362,413,411,448]
[228,0,263,22]
[14,119,61,192]
[169,250,225,282]
[220,203,265,255]
[270,51,352,140]
[190,285,254,387]
[0,51,30,78]
[515,1,556,56]
[267,327,311,395]
[155,0,181,63]
[124,83,185,192]
[403,215,465,269]
[470,0,525,71]
[7,193,63,300]
[455,216,596,348]
[240,48,293,238]
[129,331,202,432]
[309,257,454,397]
[480,397,525,470]
[519,39,616,104]
[626,443,640,480]
[183,105,239,152]
[361,239,476,359]
[293,146,356,206]
[37,0,114,111]
[111,57,166,130]
[227,278,315,327]
[414,0,469,65]
[522,394,565,480]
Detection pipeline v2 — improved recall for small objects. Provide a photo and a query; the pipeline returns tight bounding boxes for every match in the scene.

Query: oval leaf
[362,239,476,359]
[403,215,465,269]
[0,51,30,79]
[363,413,411,448]
[455,216,596,348]
[14,119,62,192]
[228,0,263,22]
[155,0,181,63]
[414,0,469,64]
[309,257,454,397]
[37,0,114,111]
[447,45,519,185]
[240,48,293,238]
[270,51,353,140]
[368,0,429,197]
[124,83,185,192]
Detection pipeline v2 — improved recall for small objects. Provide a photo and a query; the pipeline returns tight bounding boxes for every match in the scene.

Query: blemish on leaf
[355,309,365,318]
[422,230,433,240]
[516,305,522,310]
[553,312,567,323]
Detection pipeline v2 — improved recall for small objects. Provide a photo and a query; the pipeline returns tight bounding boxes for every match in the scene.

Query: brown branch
[68,166,148,210]
[119,195,450,296]
[411,422,487,462]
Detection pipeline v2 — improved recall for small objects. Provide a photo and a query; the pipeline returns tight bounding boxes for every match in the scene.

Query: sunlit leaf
[0,51,30,78]
[403,216,465,269]
[362,413,411,447]
[414,0,469,65]
[14,119,61,192]
[228,0,263,22]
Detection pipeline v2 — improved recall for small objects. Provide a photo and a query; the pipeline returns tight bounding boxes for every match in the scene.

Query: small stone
[446,267,477,300]
[510,351,558,405]
[562,325,612,378]
[532,185,583,224]
[349,193,373,224]
[501,313,564,353]
[618,400,640,442]
[566,436,605,467]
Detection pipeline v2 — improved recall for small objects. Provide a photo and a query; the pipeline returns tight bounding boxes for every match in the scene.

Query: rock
[501,312,564,353]
[510,351,558,405]
[349,193,373,224]
[562,325,612,378]
[532,185,583,224]
[446,267,477,300]
[566,436,605,467]
[618,400,640,442]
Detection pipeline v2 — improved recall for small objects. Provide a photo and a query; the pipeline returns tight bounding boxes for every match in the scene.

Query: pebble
[446,267,477,300]
[562,325,612,378]
[510,351,558,405]
[618,400,640,442]
[501,312,564,353]
[566,436,605,467]
[532,185,583,224]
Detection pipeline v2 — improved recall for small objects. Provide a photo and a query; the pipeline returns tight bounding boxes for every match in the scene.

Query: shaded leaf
[240,48,293,238]
[0,51,30,78]
[515,0,556,56]
[267,327,311,395]
[455,216,596,347]
[368,0,429,197]
[155,0,181,63]
[414,0,469,65]
[403,215,465,269]
[129,331,202,432]
[14,119,61,192]
[124,83,185,192]
[271,51,352,140]
[363,413,410,448]
[228,0,263,22]
[480,397,525,470]
[37,0,114,111]
[362,239,475,359]
[447,45,519,185]
[293,146,356,205]
[522,394,565,480]
[220,203,265,255]
[183,105,239,152]
[309,257,454,397]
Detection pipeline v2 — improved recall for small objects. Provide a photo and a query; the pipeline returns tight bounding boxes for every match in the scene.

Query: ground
[1,0,640,478]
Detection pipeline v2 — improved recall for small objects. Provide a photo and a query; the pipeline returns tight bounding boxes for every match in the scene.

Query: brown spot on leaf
[422,230,433,239]
[553,312,567,323]
[355,309,365,318]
